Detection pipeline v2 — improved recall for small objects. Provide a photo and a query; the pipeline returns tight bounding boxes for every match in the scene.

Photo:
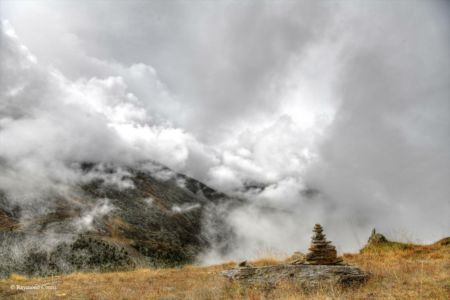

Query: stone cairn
[368,228,388,244]
[222,223,369,287]
[305,224,343,265]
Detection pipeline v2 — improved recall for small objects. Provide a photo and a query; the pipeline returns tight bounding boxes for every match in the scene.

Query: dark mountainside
[0,162,239,278]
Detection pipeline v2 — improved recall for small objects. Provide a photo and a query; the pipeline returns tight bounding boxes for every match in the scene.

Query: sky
[0,0,449,260]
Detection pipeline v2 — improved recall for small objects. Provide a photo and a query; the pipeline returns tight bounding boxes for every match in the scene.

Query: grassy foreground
[1,239,449,300]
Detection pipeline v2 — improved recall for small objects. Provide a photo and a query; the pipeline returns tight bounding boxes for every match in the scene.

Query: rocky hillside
[0,162,238,277]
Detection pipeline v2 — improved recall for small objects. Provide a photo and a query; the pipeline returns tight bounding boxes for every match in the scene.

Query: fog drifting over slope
[1,0,449,261]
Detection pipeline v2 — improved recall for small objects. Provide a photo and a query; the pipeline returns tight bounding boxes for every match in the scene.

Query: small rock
[285,251,306,265]
[238,260,251,268]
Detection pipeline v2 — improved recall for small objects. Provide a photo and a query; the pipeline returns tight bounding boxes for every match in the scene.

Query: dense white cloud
[0,20,197,203]
[0,0,449,260]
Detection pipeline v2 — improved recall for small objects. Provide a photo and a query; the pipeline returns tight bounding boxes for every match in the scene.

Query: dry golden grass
[1,240,449,300]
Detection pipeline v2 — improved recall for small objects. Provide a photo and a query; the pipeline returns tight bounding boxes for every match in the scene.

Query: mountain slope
[0,162,238,277]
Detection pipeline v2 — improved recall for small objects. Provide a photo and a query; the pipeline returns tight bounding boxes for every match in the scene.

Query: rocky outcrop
[222,264,368,288]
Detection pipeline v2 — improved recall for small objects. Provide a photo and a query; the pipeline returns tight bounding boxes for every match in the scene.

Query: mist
[0,0,449,262]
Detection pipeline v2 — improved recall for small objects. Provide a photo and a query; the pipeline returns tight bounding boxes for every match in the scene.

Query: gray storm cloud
[0,0,449,261]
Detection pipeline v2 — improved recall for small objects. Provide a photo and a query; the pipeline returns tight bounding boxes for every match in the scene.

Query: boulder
[222,264,368,289]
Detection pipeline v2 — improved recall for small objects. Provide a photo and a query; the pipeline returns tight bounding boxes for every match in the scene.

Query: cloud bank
[0,1,449,261]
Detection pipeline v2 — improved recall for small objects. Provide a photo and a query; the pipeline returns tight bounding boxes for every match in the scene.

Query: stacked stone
[368,228,388,244]
[305,224,342,265]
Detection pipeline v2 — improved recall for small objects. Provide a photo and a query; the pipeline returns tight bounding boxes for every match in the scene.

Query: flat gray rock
[222,264,368,289]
